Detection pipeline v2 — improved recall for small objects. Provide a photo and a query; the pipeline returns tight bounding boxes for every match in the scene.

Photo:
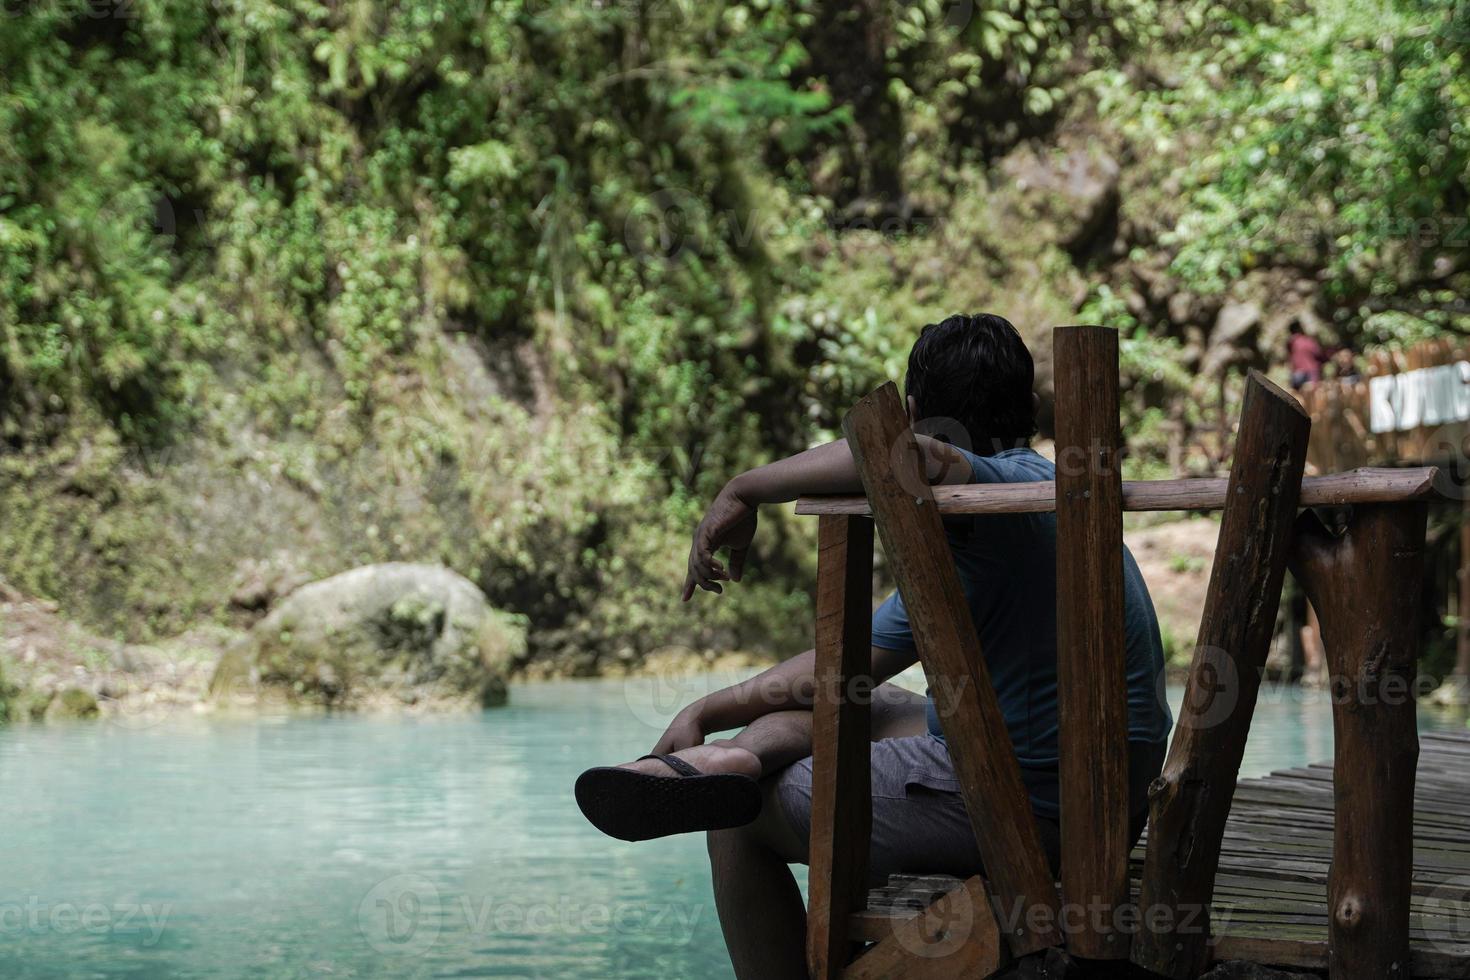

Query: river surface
[1,674,1464,978]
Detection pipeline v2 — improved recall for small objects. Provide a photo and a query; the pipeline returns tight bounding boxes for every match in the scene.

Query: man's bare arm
[663,433,964,749]
[730,435,971,503]
[652,644,919,754]
[681,436,970,599]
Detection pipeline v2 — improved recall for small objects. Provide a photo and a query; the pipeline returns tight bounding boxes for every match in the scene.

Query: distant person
[1331,346,1361,383]
[573,314,1173,980]
[1287,319,1328,389]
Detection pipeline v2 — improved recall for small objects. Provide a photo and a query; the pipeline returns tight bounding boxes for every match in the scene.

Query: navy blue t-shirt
[870,446,1172,818]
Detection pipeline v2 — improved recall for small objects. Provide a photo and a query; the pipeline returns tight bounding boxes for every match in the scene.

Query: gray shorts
[773,735,1162,882]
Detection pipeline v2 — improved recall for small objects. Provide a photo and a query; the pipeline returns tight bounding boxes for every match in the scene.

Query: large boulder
[211,563,523,710]
[999,141,1121,255]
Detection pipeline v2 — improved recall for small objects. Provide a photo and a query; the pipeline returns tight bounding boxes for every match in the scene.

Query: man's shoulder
[959,446,1053,485]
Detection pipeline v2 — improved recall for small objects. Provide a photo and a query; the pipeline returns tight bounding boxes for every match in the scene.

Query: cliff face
[1,1,1466,679]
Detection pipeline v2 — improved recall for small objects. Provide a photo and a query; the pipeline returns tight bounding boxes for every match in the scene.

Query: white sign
[1369,360,1470,435]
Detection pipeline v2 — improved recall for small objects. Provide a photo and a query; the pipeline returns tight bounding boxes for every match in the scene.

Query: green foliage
[0,657,18,723]
[1105,0,1470,334]
[0,0,1176,458]
[1168,553,1206,575]
[2,0,1467,670]
[0,6,214,441]
[0,0,849,659]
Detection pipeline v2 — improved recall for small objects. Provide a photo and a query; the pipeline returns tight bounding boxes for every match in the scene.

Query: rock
[1125,288,1149,318]
[211,563,524,710]
[1200,961,1319,980]
[1200,299,1262,377]
[1428,674,1470,706]
[229,552,309,612]
[44,687,99,721]
[1213,299,1262,345]
[1168,290,1199,328]
[1000,142,1121,254]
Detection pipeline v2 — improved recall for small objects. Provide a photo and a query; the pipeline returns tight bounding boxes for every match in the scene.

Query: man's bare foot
[620,741,762,780]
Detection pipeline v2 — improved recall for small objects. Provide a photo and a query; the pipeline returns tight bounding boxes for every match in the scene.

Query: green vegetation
[1168,554,1206,576]
[0,657,19,722]
[1091,0,1470,336]
[1,0,1466,672]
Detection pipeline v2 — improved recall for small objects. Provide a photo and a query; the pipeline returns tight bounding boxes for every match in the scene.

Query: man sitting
[576,313,1172,980]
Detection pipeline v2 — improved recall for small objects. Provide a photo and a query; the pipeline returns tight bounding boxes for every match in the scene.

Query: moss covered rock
[211,563,523,710]
[44,688,100,721]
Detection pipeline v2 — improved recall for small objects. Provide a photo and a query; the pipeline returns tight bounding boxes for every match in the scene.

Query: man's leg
[617,680,928,780]
[702,685,930,980]
[599,683,927,979]
[707,712,814,980]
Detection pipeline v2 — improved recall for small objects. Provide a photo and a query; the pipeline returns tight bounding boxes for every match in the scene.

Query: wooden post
[806,514,875,980]
[1458,492,1470,684]
[1132,371,1310,979]
[844,382,1064,957]
[1289,504,1425,980]
[1285,577,1307,683]
[1053,326,1130,959]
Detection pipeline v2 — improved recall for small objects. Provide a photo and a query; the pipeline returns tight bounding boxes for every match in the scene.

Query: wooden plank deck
[1186,729,1470,978]
[857,730,1470,977]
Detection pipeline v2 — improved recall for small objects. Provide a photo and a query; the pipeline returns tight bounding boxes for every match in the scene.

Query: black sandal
[574,753,762,842]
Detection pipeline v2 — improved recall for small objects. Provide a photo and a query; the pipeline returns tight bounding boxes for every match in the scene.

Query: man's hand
[651,706,706,754]
[681,482,758,600]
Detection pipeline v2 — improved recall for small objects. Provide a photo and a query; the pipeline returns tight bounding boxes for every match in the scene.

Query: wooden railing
[800,325,1436,980]
[795,467,1438,516]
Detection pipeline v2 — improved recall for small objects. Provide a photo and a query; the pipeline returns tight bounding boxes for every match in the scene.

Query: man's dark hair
[905,313,1037,455]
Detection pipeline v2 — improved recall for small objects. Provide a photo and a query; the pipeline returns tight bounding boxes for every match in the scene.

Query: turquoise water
[0,675,1464,979]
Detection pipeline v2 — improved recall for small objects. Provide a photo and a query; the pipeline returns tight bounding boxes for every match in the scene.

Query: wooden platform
[856,731,1470,977]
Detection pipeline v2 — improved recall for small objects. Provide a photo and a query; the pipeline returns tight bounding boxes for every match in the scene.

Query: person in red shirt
[1287,319,1328,389]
